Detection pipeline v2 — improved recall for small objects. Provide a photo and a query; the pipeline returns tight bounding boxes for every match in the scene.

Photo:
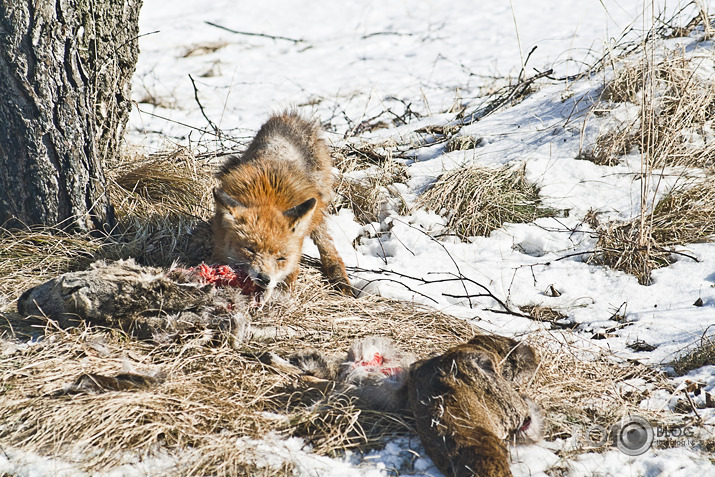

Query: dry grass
[593,52,715,169]
[525,333,672,445]
[601,60,649,104]
[520,305,575,330]
[0,266,478,473]
[331,144,409,224]
[106,147,217,267]
[584,14,715,283]
[591,176,715,284]
[445,134,482,153]
[1,269,686,474]
[577,125,639,166]
[0,332,296,475]
[579,9,715,170]
[418,164,556,239]
[671,331,715,376]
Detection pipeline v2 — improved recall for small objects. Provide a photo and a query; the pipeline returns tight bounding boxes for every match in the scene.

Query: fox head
[212,187,317,297]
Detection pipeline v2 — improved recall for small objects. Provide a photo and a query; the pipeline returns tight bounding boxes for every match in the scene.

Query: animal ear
[502,343,539,384]
[213,188,245,210]
[465,350,496,375]
[284,198,316,222]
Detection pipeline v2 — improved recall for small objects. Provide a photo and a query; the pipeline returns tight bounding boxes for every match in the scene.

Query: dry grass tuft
[418,164,556,239]
[331,144,409,224]
[601,61,649,104]
[288,393,411,455]
[591,176,715,284]
[445,135,482,153]
[596,53,715,168]
[520,305,574,330]
[106,147,217,266]
[577,125,639,166]
[671,331,715,376]
[109,147,214,217]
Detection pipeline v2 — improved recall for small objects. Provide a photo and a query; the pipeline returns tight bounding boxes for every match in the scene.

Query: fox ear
[284,198,316,222]
[213,188,245,210]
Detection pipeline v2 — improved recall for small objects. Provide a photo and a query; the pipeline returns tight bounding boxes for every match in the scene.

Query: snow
[131,0,715,474]
[128,0,694,149]
[0,447,184,477]
[564,447,715,477]
[6,0,715,475]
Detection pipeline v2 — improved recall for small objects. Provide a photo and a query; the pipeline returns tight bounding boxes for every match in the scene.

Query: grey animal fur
[17,259,250,341]
[265,335,415,411]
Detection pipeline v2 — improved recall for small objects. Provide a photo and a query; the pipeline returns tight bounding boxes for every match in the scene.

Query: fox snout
[252,271,272,289]
[233,257,285,291]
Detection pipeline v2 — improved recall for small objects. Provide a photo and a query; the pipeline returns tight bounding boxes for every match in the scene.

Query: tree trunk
[0,0,142,232]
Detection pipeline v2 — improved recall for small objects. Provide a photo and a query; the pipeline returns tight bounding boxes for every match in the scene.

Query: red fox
[212,112,351,301]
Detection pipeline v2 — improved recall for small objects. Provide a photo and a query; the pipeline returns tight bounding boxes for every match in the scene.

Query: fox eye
[277,256,287,262]
[246,247,256,254]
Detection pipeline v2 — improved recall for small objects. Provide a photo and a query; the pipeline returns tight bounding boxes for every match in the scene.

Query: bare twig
[361,31,415,40]
[134,107,246,146]
[391,218,473,308]
[205,21,304,44]
[357,276,439,304]
[347,265,530,319]
[188,74,220,138]
[459,68,553,126]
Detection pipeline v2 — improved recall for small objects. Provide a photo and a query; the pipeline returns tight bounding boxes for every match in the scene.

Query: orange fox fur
[212,112,351,300]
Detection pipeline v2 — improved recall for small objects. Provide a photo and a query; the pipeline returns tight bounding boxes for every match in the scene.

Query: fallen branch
[205,21,304,44]
[347,266,530,319]
[356,276,439,304]
[459,68,553,126]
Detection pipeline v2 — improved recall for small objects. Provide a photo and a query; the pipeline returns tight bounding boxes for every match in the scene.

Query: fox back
[212,112,350,299]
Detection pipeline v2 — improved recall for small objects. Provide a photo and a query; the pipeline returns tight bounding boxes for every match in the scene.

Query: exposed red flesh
[188,263,261,298]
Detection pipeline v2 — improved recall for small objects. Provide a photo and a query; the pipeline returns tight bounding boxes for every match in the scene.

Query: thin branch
[346,266,530,319]
[391,218,473,308]
[356,277,439,304]
[517,46,538,83]
[133,107,246,146]
[459,68,553,126]
[188,74,220,138]
[205,21,304,44]
[437,271,527,317]
[361,31,415,39]
[483,308,533,319]
[117,30,159,51]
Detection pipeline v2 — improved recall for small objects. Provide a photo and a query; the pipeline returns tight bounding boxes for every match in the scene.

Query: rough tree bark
[0,0,142,232]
